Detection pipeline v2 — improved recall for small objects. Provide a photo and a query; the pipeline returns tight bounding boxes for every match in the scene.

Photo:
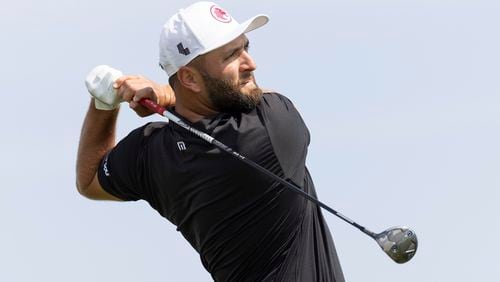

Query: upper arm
[78,173,123,201]
[93,124,165,202]
[78,122,167,202]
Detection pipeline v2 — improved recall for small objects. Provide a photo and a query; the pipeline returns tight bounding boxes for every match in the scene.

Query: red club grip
[139,98,166,115]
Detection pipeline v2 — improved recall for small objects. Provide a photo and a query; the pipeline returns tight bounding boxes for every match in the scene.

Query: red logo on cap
[210,5,232,23]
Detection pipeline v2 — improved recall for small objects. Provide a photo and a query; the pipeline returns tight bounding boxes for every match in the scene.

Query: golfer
[77,2,344,281]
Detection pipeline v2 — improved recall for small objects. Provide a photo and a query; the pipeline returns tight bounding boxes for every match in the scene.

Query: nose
[239,50,257,72]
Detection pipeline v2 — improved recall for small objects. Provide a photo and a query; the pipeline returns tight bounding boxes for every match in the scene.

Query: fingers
[133,86,158,103]
[113,75,158,117]
[113,75,143,88]
[113,74,170,117]
[129,100,153,117]
[115,76,153,103]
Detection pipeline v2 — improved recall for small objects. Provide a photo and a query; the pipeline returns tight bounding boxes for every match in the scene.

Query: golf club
[138,98,418,264]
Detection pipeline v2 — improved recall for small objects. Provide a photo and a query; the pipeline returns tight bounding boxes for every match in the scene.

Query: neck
[173,90,219,123]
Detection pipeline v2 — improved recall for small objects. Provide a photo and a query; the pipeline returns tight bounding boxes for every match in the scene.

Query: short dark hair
[168,73,178,88]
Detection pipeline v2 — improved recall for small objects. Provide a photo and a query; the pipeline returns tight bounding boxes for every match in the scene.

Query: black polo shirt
[98,92,345,281]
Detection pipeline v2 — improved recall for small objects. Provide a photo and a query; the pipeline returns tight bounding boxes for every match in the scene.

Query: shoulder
[142,121,169,137]
[113,121,169,153]
[261,91,292,102]
[126,121,169,139]
[260,91,297,112]
[256,91,307,133]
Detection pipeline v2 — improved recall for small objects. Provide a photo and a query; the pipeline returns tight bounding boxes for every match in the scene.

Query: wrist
[91,98,121,113]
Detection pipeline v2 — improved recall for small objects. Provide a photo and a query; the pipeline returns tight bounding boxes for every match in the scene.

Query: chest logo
[177,141,187,151]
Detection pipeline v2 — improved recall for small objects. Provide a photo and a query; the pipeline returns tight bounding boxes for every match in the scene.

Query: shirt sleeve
[259,92,311,185]
[97,125,148,201]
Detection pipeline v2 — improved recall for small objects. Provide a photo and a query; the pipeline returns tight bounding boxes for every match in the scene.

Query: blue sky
[1,0,499,281]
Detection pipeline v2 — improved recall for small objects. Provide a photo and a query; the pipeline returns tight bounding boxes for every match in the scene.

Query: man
[77,1,345,281]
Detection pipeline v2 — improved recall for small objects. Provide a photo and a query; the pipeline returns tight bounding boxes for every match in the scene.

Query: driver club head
[375,226,417,264]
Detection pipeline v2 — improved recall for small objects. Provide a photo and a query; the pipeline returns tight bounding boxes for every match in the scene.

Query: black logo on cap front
[177,43,190,56]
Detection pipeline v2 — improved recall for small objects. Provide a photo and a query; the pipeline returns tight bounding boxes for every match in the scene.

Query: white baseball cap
[159,1,269,76]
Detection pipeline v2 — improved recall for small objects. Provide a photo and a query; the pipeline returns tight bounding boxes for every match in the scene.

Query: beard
[200,71,263,113]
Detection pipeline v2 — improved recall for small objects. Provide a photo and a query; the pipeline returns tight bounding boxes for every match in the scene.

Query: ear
[177,66,203,93]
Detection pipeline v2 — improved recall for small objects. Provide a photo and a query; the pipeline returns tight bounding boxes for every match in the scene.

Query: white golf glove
[85,65,123,110]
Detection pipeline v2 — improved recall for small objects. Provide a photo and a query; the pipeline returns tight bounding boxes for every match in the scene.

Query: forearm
[76,99,120,193]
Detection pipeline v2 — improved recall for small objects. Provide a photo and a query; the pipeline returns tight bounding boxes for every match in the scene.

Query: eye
[224,41,250,61]
[225,50,238,60]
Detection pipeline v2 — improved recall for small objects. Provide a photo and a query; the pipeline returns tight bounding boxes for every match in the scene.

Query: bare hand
[114,75,175,117]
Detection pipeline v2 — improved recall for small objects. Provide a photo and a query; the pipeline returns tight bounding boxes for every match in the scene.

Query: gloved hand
[85,65,123,110]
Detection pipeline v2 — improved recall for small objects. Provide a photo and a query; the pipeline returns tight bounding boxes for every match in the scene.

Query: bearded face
[200,71,263,113]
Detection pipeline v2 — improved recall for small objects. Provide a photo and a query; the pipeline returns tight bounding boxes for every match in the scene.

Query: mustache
[240,72,254,81]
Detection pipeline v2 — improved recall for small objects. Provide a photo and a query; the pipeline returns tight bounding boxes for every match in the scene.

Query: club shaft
[140,98,377,239]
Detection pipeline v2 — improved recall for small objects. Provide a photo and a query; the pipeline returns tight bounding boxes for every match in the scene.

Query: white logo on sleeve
[103,155,110,176]
[177,141,187,151]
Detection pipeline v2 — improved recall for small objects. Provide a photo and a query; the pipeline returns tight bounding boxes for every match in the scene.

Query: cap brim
[241,14,269,34]
[201,14,269,55]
